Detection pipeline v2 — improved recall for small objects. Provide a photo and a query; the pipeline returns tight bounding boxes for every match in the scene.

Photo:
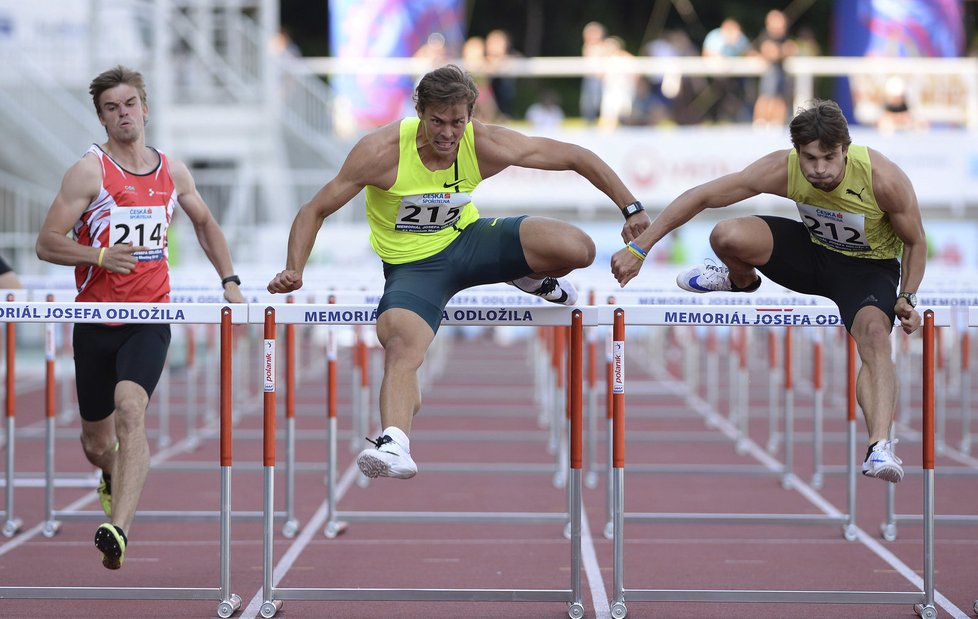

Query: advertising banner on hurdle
[0,302,249,324]
[252,303,598,327]
[596,304,952,327]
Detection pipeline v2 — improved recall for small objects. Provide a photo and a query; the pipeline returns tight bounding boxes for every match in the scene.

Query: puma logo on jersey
[846,187,866,202]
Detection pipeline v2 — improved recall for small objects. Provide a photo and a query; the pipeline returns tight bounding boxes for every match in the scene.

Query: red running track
[0,324,976,619]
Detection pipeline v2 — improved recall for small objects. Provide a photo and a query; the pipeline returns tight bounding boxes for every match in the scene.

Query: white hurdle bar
[254,303,589,619]
[0,301,244,618]
[605,305,939,619]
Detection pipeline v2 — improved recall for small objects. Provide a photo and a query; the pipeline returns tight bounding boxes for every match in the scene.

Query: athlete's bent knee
[709,221,744,255]
[570,231,596,268]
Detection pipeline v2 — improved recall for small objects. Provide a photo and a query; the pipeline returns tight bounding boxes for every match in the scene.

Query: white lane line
[238,463,360,619]
[679,387,970,619]
[581,504,611,619]
[0,431,219,557]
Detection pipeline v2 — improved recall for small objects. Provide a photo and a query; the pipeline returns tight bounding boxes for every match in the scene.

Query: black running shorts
[73,323,172,422]
[378,216,532,334]
[756,216,900,332]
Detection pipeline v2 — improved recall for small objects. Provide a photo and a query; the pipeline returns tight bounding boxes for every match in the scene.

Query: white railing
[304,55,978,129]
[0,171,54,276]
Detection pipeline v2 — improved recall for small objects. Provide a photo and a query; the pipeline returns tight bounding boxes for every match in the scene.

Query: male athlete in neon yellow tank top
[269,65,649,480]
[611,99,926,484]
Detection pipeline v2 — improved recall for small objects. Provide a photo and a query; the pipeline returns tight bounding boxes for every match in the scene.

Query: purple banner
[329,0,464,131]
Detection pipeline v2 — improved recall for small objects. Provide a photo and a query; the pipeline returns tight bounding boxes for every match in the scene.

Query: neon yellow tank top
[365,117,482,264]
[787,144,902,260]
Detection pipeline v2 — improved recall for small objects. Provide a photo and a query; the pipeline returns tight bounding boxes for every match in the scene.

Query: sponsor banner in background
[472,127,978,211]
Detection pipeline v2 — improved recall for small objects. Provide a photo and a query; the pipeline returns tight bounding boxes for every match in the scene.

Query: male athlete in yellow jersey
[268,64,649,479]
[611,99,926,483]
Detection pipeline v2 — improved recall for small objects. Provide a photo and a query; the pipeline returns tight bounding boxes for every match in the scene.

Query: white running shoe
[357,435,418,479]
[676,260,760,293]
[861,438,904,483]
[508,277,578,306]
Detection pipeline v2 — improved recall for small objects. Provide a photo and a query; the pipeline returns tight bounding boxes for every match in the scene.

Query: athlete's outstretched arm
[870,149,926,334]
[611,150,790,287]
[473,121,650,242]
[268,128,397,294]
[171,158,245,303]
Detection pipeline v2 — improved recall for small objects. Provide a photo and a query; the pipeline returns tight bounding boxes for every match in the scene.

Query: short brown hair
[89,65,148,116]
[789,99,852,151]
[414,64,479,117]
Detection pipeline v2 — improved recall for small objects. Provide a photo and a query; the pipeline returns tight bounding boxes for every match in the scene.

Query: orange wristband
[97,247,106,268]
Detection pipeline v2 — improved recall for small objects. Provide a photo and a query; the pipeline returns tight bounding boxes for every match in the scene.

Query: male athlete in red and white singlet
[73,144,174,303]
[36,66,244,570]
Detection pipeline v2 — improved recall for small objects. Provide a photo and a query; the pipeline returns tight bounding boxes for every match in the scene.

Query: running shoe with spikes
[676,260,761,293]
[508,277,578,306]
[94,523,127,570]
[356,434,418,479]
[862,438,904,483]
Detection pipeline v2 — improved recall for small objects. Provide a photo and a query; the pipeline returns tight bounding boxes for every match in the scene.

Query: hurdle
[876,306,978,543]
[0,302,242,618]
[607,306,939,619]
[875,305,978,542]
[2,291,24,537]
[256,303,587,619]
[597,303,860,541]
[325,288,568,480]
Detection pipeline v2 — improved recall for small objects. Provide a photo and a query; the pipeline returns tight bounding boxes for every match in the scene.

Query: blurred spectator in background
[877,76,926,134]
[485,29,519,119]
[598,36,637,130]
[0,255,22,289]
[702,17,753,123]
[580,21,607,124]
[635,29,700,125]
[753,9,797,128]
[270,26,301,60]
[414,32,449,67]
[461,36,501,122]
[525,89,565,129]
[793,25,822,57]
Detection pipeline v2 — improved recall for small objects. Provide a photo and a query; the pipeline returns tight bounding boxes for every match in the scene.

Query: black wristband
[221,275,241,288]
[621,201,645,219]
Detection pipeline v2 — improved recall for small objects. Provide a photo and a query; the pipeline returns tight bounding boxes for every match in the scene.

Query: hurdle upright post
[810,329,825,489]
[844,334,859,540]
[610,308,626,619]
[323,295,348,538]
[3,291,22,537]
[282,296,299,538]
[602,296,616,540]
[42,292,60,537]
[585,290,600,489]
[261,307,284,618]
[781,326,794,489]
[567,309,584,618]
[959,328,971,454]
[217,306,242,618]
[916,310,937,618]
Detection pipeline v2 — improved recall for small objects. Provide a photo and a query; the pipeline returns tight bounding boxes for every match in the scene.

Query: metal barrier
[605,305,939,619]
[599,305,860,543]
[0,301,243,618]
[879,307,978,542]
[254,303,589,619]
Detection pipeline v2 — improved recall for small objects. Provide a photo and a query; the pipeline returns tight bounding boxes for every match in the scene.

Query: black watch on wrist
[898,292,917,308]
[221,275,241,288]
[621,201,645,219]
